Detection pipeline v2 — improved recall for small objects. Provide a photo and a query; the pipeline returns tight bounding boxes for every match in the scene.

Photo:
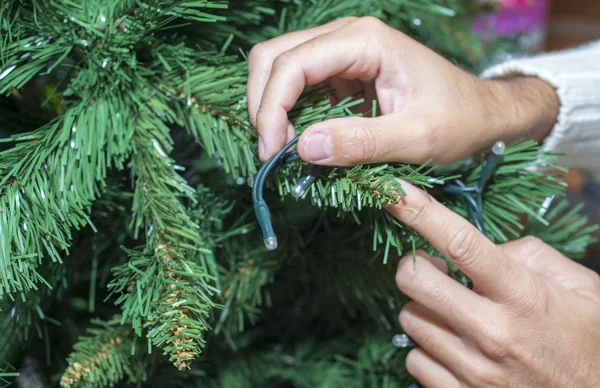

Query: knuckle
[447,226,480,265]
[518,236,545,256]
[401,195,431,228]
[476,324,512,361]
[248,43,266,64]
[465,362,502,388]
[341,16,359,23]
[273,51,296,69]
[356,16,386,31]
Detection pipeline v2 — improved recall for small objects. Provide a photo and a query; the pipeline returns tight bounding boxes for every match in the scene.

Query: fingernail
[303,132,332,162]
[385,179,431,215]
[258,136,266,159]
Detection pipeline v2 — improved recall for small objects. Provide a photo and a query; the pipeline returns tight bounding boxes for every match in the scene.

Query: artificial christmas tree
[0,1,596,387]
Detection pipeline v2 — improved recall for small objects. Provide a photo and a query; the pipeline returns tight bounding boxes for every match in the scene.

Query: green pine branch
[154,41,567,260]
[0,0,232,300]
[462,140,565,242]
[0,1,597,387]
[109,107,219,370]
[214,238,279,340]
[0,362,18,388]
[521,199,599,259]
[185,326,413,388]
[60,316,144,388]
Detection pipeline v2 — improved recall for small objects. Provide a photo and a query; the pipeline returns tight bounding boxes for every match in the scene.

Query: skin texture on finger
[255,19,385,160]
[405,348,460,388]
[247,17,357,127]
[386,180,532,304]
[396,253,488,334]
[500,237,600,297]
[297,113,434,165]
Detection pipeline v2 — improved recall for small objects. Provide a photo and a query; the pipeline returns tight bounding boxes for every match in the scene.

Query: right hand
[387,181,600,387]
[247,16,559,165]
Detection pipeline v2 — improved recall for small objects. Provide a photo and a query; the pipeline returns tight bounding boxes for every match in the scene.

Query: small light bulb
[264,236,278,251]
[492,141,506,156]
[291,184,305,198]
[247,175,254,188]
[392,334,414,348]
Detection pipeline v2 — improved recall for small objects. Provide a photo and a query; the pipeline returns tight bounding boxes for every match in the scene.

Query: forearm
[482,41,600,181]
[484,76,559,145]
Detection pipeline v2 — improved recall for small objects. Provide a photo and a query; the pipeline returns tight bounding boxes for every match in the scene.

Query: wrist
[484,76,559,144]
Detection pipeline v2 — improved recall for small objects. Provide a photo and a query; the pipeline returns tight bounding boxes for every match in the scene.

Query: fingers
[501,236,600,295]
[396,252,487,334]
[247,17,357,128]
[247,17,359,160]
[400,302,475,376]
[405,348,460,388]
[387,181,531,302]
[254,17,386,161]
[297,114,434,165]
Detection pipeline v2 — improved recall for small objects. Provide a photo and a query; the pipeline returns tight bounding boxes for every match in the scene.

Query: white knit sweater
[482,41,600,182]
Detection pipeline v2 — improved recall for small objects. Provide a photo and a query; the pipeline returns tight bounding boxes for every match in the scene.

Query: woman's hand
[248,16,558,165]
[387,181,600,387]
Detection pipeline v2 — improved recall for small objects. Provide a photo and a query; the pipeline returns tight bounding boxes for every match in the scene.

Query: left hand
[387,181,600,388]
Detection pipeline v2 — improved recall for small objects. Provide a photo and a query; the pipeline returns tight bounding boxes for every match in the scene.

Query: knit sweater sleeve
[481,41,600,182]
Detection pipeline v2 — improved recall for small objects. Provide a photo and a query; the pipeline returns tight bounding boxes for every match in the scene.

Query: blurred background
[547,0,600,51]
[475,0,600,271]
[547,0,600,272]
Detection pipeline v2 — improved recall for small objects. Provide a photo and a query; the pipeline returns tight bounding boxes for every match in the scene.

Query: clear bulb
[392,334,414,348]
[247,175,254,188]
[264,236,278,251]
[492,141,506,156]
[291,184,305,198]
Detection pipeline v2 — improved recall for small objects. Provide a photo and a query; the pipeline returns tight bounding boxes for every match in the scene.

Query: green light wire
[442,141,506,237]
[252,135,301,251]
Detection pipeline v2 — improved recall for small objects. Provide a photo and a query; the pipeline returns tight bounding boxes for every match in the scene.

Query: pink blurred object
[498,0,535,10]
[473,0,550,53]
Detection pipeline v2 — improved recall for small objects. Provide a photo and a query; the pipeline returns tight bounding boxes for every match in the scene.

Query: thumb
[298,114,430,166]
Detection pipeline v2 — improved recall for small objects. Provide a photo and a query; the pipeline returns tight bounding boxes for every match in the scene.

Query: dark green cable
[253,136,301,251]
[442,141,506,236]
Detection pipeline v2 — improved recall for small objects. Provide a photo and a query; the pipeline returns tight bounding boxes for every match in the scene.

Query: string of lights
[252,138,507,350]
